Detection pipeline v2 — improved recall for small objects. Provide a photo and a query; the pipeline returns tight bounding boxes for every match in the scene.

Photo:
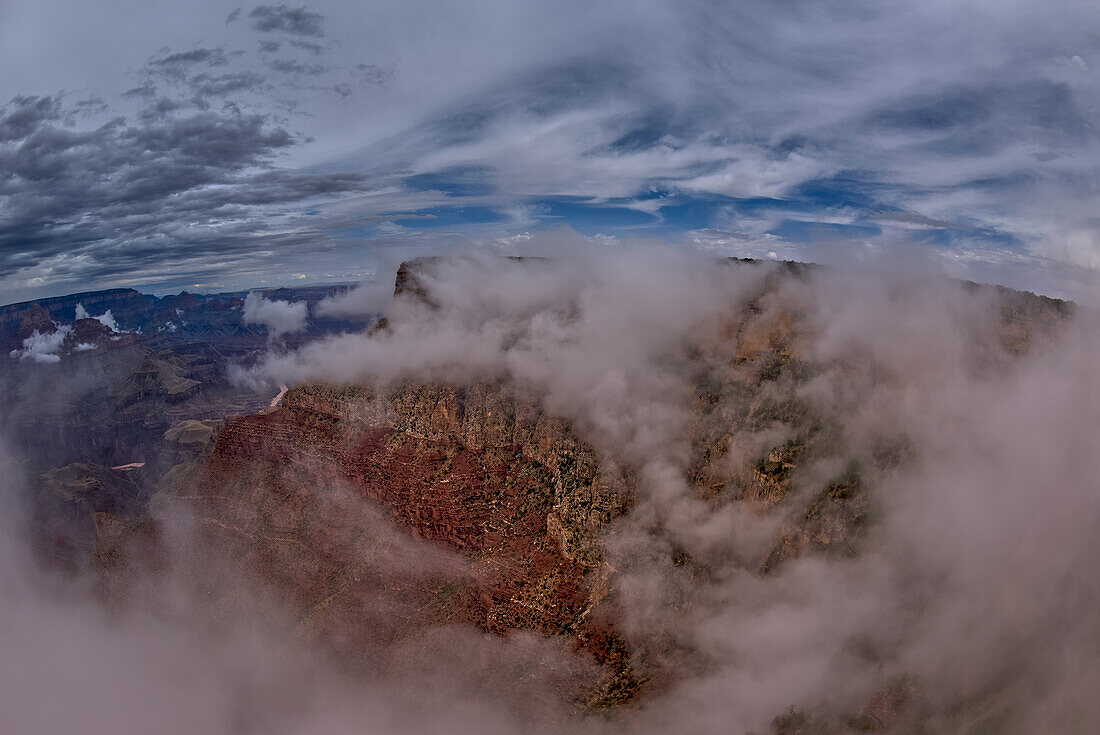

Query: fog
[243,291,308,338]
[4,242,1100,732]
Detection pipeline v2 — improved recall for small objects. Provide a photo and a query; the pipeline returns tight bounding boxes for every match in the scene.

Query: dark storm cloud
[134,96,187,122]
[0,96,63,142]
[268,59,328,76]
[139,47,269,108]
[121,84,157,99]
[135,17,351,109]
[148,47,230,78]
[288,39,325,55]
[187,71,268,99]
[0,93,369,287]
[0,3,414,300]
[248,5,325,38]
[353,63,393,86]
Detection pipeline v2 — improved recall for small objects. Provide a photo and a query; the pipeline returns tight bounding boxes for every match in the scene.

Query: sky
[3,0,1100,303]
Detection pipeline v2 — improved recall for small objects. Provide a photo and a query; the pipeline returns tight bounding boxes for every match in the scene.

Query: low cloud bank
[314,278,393,317]
[10,325,72,363]
[242,291,308,337]
[75,303,121,333]
[0,436,592,735]
[5,241,1100,733]
[248,244,1099,732]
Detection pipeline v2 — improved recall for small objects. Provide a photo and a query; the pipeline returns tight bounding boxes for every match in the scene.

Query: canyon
[2,256,1081,733]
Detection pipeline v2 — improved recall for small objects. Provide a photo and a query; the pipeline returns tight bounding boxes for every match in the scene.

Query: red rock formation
[168,381,637,703]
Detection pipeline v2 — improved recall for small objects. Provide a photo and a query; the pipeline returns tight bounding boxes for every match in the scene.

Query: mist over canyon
[1,245,1096,734]
[7,1,1100,730]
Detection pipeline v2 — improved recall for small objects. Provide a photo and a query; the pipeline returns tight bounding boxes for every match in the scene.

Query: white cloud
[75,303,122,332]
[245,247,1100,731]
[10,325,72,363]
[242,291,308,337]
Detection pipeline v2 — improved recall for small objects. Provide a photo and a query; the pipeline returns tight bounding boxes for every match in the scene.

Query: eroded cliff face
[154,380,639,706]
[90,257,1076,728]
